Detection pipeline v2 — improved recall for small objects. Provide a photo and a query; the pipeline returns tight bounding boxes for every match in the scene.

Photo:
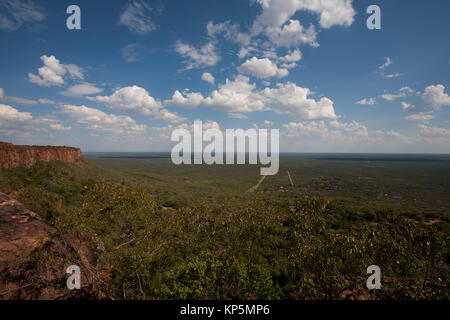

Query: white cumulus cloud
[59,104,146,135]
[401,101,418,113]
[253,0,355,30]
[203,75,337,121]
[400,84,450,114]
[422,84,450,111]
[201,72,215,84]
[252,0,355,49]
[280,51,300,63]
[0,104,32,127]
[265,19,318,48]
[203,75,265,113]
[238,57,288,79]
[88,86,185,123]
[88,85,162,115]
[28,55,84,87]
[263,82,337,120]
[165,90,204,109]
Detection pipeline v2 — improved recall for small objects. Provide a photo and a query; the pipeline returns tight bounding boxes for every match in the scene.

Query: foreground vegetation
[0,160,448,299]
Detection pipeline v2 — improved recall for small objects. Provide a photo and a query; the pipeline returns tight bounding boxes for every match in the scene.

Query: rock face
[0,142,82,169]
[0,192,56,299]
[0,193,97,300]
[0,192,54,264]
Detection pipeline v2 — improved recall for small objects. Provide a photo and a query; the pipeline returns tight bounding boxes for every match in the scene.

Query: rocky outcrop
[0,142,82,169]
[0,193,97,300]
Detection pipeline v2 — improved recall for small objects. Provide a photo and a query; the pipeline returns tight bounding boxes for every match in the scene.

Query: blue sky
[0,0,449,152]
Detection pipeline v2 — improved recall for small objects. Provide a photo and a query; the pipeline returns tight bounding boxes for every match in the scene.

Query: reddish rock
[0,192,56,299]
[0,193,98,300]
[339,289,354,300]
[0,142,82,169]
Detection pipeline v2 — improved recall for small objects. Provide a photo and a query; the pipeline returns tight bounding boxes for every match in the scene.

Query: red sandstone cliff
[0,142,82,169]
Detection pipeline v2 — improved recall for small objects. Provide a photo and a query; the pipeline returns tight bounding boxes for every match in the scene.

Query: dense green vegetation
[0,155,448,299]
[84,153,450,228]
